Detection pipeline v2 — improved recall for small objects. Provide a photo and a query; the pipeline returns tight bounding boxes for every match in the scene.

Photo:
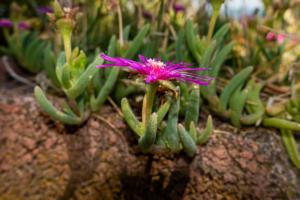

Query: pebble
[240,151,254,160]
[213,147,228,159]
[248,161,258,174]
[23,137,36,150]
[90,120,100,129]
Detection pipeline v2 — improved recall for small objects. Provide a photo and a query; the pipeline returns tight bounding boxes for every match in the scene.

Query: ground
[0,63,299,200]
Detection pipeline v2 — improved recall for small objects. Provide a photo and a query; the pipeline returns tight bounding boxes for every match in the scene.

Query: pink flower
[266,32,286,44]
[276,34,285,44]
[266,32,276,41]
[97,53,212,85]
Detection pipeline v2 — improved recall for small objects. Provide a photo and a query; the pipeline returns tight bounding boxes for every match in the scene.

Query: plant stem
[157,0,165,31]
[117,0,124,47]
[142,83,158,127]
[207,10,219,42]
[291,63,300,99]
[56,18,73,64]
[62,30,72,64]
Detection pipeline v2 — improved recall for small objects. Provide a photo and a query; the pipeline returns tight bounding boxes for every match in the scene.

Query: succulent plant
[97,51,214,156]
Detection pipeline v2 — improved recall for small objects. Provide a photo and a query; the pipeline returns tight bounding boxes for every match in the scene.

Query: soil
[0,62,300,200]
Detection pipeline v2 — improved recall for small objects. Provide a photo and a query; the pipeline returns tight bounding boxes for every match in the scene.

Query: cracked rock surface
[0,85,299,200]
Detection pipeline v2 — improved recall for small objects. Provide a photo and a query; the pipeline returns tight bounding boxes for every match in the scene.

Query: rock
[247,161,258,174]
[240,151,253,160]
[213,147,228,159]
[22,137,36,150]
[0,87,299,199]
[224,173,237,183]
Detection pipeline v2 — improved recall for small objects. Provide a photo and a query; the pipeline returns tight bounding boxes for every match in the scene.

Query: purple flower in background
[173,3,185,13]
[97,53,212,85]
[266,32,276,41]
[18,22,30,30]
[0,19,13,28]
[37,6,53,14]
[142,10,153,20]
[266,31,300,45]
[0,19,30,30]
[276,34,285,44]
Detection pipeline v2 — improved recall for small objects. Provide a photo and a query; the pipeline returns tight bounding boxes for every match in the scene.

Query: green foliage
[34,86,83,124]
[280,129,300,170]
[34,51,104,125]
[121,86,213,156]
[2,31,53,74]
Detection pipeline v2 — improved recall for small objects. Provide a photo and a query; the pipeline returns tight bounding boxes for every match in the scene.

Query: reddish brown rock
[22,137,36,150]
[0,86,299,200]
[240,151,254,160]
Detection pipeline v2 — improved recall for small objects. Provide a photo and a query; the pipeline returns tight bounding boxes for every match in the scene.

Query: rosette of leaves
[185,20,265,128]
[34,22,151,125]
[0,29,54,74]
[34,48,103,125]
[263,71,300,171]
[122,85,213,156]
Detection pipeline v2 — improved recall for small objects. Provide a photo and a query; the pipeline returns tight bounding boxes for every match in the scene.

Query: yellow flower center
[147,59,165,68]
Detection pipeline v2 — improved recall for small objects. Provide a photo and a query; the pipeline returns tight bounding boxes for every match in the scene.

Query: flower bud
[210,0,224,12]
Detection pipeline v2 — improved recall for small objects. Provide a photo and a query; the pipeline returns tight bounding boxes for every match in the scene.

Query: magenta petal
[100,53,122,63]
[97,53,213,86]
[138,55,147,63]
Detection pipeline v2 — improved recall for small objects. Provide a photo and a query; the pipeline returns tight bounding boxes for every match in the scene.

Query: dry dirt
[0,79,299,200]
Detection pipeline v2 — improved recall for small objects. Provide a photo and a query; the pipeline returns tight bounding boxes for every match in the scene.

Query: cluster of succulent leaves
[35,22,150,125]
[0,2,56,78]
[0,30,52,73]
[184,21,262,127]
[0,0,299,167]
[121,83,213,156]
[184,18,300,168]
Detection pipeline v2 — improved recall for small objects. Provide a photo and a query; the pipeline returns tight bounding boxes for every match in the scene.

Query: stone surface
[0,85,299,200]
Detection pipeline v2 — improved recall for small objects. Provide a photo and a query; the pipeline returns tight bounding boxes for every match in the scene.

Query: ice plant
[97,54,213,155]
[97,53,212,85]
[34,2,151,125]
[185,21,262,128]
[0,18,48,73]
[262,49,300,170]
[34,0,105,125]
